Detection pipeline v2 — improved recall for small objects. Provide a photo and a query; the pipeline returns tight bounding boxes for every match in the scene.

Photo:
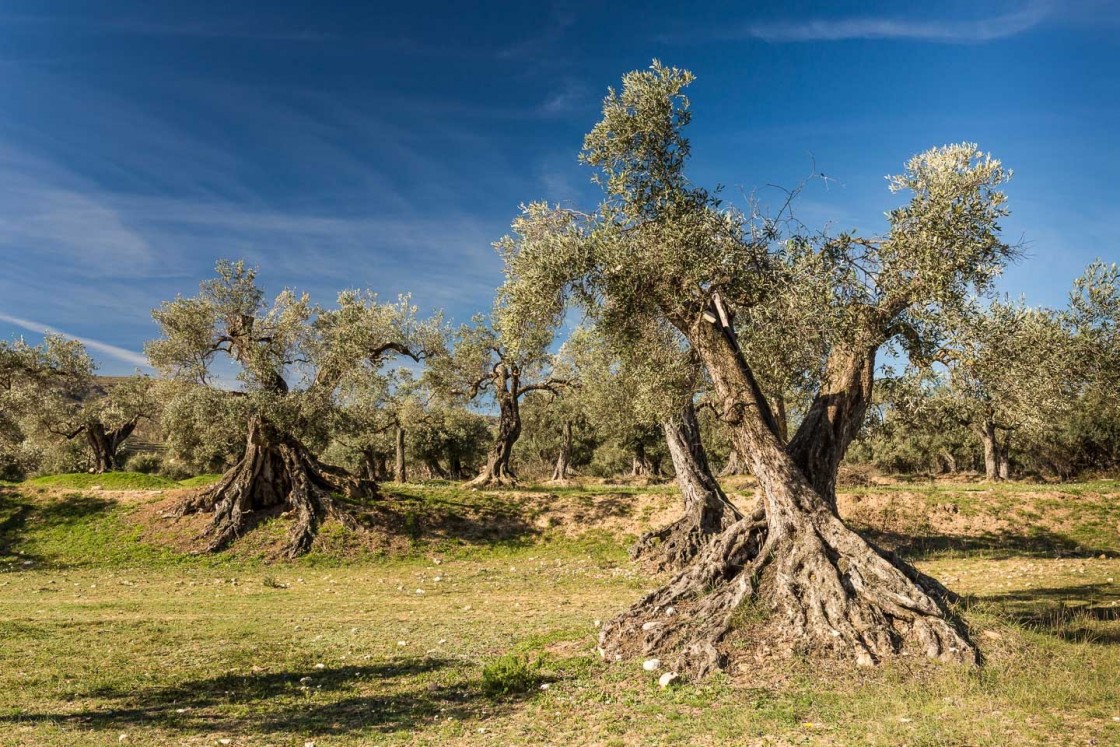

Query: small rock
[899,717,912,723]
[856,652,875,667]
[642,658,661,671]
[658,672,679,688]
[314,663,325,669]
[305,742,316,747]
[539,683,550,690]
[415,588,425,595]
[397,640,407,646]
[640,621,661,631]
[593,619,601,628]
[665,607,676,616]
[118,735,128,744]
[218,740,232,745]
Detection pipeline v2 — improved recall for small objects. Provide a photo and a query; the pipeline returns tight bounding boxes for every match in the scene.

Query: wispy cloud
[697,1,1052,44]
[0,312,150,369]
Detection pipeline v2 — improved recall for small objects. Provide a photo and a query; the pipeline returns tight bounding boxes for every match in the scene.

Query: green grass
[176,473,224,488]
[26,472,180,490]
[1,479,1119,745]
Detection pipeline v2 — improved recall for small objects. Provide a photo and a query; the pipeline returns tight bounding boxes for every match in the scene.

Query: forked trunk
[939,450,957,475]
[469,392,520,488]
[552,420,573,481]
[394,426,407,483]
[786,347,876,512]
[83,419,138,474]
[600,316,975,678]
[632,401,743,572]
[175,415,378,558]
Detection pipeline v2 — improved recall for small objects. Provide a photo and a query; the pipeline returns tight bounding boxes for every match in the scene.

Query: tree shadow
[0,488,114,569]
[859,525,1113,561]
[970,582,1120,645]
[2,658,538,737]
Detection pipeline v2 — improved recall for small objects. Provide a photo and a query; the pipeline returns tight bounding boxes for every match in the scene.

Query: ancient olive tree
[1,335,153,474]
[147,260,441,556]
[563,325,741,570]
[496,62,1016,676]
[930,300,1071,480]
[431,316,568,488]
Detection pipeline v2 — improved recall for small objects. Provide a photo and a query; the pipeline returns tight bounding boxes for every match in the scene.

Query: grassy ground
[1,478,1118,746]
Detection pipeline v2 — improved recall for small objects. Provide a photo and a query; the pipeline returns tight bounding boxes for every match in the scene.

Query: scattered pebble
[642,658,661,671]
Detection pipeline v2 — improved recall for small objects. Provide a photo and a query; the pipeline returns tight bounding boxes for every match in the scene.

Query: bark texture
[979,421,1000,481]
[394,426,407,483]
[601,314,975,678]
[631,401,742,572]
[551,420,573,481]
[176,416,377,558]
[83,419,139,474]
[719,448,749,477]
[469,383,521,488]
[785,347,876,512]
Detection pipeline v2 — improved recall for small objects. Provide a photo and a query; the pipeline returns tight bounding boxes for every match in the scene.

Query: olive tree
[1,335,152,474]
[496,62,1017,675]
[147,260,442,556]
[430,315,568,487]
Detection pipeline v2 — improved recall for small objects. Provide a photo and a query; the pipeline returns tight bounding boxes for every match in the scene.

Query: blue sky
[0,0,1117,374]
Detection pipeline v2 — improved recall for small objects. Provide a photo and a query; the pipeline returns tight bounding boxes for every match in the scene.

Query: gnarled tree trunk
[552,420,573,481]
[631,440,652,477]
[719,448,749,476]
[82,419,138,474]
[176,415,377,558]
[601,315,975,679]
[632,401,743,572]
[394,426,407,483]
[785,347,876,512]
[979,421,1000,481]
[469,391,520,488]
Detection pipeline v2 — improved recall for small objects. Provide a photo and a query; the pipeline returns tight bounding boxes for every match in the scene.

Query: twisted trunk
[469,388,520,488]
[82,419,138,474]
[786,347,876,512]
[551,420,573,481]
[601,313,975,678]
[176,415,377,557]
[632,401,743,572]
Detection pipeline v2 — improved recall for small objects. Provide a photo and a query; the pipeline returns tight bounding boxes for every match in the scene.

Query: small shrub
[481,653,542,698]
[126,453,163,474]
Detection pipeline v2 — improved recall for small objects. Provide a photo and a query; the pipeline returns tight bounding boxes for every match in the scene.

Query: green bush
[126,452,163,474]
[480,653,542,698]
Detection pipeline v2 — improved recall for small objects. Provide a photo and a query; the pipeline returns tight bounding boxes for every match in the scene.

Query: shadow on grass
[0,488,114,569]
[972,582,1120,645]
[860,525,1114,561]
[2,658,538,736]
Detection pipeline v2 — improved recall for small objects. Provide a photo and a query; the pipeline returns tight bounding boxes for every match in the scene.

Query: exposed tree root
[630,495,743,573]
[631,406,744,572]
[466,470,518,489]
[602,498,976,680]
[175,418,376,558]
